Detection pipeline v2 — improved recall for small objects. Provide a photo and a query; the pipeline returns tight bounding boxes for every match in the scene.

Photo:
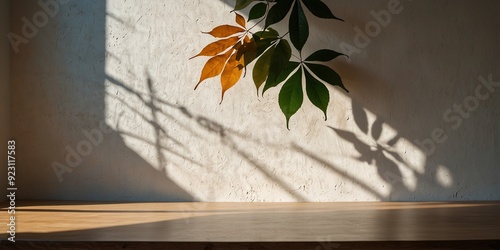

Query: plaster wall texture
[10,0,500,201]
[1,0,10,201]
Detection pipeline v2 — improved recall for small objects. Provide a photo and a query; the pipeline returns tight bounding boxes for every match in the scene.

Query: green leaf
[234,0,256,11]
[301,0,343,21]
[254,37,276,57]
[254,28,279,39]
[305,69,329,120]
[265,0,294,28]
[305,63,348,92]
[263,61,299,94]
[305,49,345,62]
[253,46,276,91]
[279,68,303,129]
[289,0,308,51]
[248,2,267,21]
[252,31,280,61]
[264,39,292,90]
[275,61,300,85]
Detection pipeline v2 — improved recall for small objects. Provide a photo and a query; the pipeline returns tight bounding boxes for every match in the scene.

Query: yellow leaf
[220,52,244,102]
[195,49,233,89]
[235,13,246,28]
[203,25,245,38]
[190,36,239,59]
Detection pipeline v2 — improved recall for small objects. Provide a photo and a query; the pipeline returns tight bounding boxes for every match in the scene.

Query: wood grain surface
[1,201,499,246]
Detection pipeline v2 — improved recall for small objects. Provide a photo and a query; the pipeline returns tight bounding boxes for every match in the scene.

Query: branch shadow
[106,68,310,201]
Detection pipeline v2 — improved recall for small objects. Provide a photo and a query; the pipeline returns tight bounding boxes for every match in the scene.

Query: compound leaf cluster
[192,0,348,129]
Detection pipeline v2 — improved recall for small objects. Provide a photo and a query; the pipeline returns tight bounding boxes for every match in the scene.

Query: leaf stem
[279,31,289,39]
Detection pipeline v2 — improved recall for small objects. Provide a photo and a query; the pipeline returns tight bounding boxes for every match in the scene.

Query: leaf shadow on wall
[94,0,499,201]
[183,0,500,202]
[341,0,500,201]
[176,1,414,201]
[102,3,318,202]
[282,0,500,201]
[330,100,414,200]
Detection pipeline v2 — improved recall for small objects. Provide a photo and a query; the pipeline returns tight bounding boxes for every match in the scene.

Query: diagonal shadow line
[106,11,139,32]
[106,74,189,113]
[111,92,184,147]
[105,76,214,172]
[227,137,309,202]
[291,143,385,200]
[195,116,309,201]
[115,129,204,168]
[106,75,146,102]
[110,91,206,144]
[105,75,210,142]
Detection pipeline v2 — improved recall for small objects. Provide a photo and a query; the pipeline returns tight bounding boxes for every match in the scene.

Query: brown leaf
[195,49,233,89]
[236,36,256,66]
[235,13,246,28]
[220,52,244,102]
[203,25,245,38]
[190,36,240,59]
[232,40,243,51]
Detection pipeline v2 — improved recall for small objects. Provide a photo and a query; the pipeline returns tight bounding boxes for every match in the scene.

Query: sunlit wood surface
[1,201,500,244]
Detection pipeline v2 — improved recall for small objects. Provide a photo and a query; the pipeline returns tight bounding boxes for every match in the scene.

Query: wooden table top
[1,201,500,242]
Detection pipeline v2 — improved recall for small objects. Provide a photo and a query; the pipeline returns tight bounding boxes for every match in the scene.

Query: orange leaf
[220,53,244,102]
[195,49,233,89]
[235,13,246,28]
[236,36,257,66]
[190,36,240,59]
[203,25,245,38]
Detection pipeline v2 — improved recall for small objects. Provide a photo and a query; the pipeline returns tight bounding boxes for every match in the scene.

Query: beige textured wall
[10,0,500,201]
[0,0,10,201]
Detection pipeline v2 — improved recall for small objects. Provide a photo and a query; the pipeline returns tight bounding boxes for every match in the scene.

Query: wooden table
[1,201,500,249]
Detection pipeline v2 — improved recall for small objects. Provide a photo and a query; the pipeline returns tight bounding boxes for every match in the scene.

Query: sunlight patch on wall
[436,165,453,188]
[97,0,499,202]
